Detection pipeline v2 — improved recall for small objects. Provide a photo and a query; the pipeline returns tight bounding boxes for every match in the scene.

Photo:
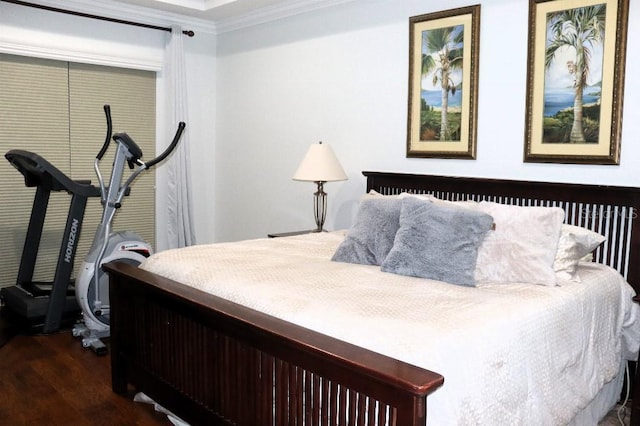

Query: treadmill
[1,150,100,334]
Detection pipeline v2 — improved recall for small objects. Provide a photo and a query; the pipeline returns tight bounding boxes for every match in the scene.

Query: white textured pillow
[474,202,564,286]
[553,224,605,282]
[399,192,479,209]
[364,189,394,199]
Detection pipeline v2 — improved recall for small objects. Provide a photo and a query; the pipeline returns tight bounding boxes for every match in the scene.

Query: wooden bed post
[394,395,427,426]
[109,271,128,395]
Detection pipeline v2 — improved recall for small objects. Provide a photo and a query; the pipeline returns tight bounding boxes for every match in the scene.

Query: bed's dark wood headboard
[363,171,640,294]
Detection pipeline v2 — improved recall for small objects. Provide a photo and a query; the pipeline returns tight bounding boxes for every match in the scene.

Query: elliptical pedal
[72,322,108,356]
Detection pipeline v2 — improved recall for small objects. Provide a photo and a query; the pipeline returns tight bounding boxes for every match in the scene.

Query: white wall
[215,0,640,242]
[2,0,639,246]
[0,0,217,251]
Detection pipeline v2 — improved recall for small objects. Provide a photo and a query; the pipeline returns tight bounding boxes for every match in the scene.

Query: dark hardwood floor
[0,310,173,426]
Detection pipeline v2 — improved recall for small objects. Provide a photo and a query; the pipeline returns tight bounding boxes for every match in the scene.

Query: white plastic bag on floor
[133,392,190,426]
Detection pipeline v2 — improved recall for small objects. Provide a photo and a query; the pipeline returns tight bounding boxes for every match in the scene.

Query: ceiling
[112,0,310,22]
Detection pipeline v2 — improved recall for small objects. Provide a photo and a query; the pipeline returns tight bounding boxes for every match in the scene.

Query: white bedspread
[141,231,640,425]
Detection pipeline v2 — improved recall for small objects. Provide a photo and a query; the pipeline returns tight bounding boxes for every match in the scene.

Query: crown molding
[215,0,357,34]
[5,0,358,36]
[9,0,218,34]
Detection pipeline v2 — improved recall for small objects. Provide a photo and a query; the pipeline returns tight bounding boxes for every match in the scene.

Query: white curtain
[164,25,196,248]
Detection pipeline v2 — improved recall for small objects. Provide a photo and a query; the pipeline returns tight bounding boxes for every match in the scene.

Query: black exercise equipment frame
[2,150,100,333]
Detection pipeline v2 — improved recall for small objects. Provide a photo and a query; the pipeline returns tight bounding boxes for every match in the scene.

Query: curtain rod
[2,0,195,37]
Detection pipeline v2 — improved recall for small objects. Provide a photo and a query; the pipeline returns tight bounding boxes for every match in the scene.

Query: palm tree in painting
[421,26,464,141]
[545,5,605,143]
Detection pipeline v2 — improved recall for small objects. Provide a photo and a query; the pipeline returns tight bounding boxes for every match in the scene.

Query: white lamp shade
[292,142,348,182]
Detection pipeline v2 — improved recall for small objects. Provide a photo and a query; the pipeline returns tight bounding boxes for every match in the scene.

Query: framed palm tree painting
[524,0,629,164]
[407,5,480,159]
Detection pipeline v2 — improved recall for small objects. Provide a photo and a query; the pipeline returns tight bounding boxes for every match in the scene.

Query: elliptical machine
[72,105,185,355]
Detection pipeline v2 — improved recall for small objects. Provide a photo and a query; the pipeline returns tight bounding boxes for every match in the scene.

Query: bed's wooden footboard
[106,261,444,426]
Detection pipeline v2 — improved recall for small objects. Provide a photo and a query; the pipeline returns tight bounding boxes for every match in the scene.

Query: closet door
[0,53,156,288]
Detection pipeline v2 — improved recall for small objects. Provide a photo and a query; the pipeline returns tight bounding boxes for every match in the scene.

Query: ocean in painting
[421,90,462,108]
[543,86,600,117]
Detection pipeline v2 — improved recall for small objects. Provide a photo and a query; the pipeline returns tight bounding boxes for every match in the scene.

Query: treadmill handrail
[5,149,100,198]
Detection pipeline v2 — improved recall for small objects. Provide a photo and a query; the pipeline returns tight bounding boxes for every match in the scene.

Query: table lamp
[293,141,348,232]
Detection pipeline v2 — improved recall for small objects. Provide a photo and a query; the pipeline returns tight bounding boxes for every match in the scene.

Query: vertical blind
[0,53,156,287]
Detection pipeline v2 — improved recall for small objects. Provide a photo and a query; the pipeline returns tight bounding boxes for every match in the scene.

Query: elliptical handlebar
[95,104,186,170]
[96,105,112,161]
[144,121,186,169]
[92,105,186,208]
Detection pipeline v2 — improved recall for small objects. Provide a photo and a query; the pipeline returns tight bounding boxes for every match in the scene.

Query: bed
[105,171,640,425]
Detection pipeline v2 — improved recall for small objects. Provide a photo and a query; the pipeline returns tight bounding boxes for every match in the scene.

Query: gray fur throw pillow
[332,197,402,266]
[381,197,493,286]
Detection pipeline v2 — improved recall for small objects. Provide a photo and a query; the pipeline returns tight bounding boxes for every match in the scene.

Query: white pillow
[365,189,400,199]
[553,224,605,282]
[399,192,479,209]
[474,201,564,286]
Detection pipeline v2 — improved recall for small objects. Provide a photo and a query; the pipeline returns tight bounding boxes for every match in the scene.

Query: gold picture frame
[407,5,480,159]
[524,0,629,164]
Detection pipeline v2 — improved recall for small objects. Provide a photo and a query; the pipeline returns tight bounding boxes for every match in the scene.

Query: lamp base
[313,181,327,232]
